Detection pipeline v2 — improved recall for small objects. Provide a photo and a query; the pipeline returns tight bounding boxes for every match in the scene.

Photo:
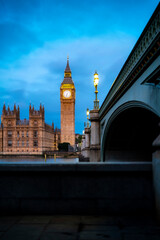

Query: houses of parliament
[0,58,75,155]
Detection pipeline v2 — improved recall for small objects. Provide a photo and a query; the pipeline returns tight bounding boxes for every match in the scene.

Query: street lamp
[93,71,99,110]
[86,108,90,128]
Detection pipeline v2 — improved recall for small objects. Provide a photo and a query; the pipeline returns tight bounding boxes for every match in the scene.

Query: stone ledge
[0,161,154,215]
[0,162,152,172]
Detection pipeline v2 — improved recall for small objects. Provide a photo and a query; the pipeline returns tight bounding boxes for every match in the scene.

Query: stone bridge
[82,3,160,163]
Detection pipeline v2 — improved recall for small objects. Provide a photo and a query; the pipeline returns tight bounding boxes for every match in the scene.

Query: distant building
[0,125,2,152]
[0,104,61,155]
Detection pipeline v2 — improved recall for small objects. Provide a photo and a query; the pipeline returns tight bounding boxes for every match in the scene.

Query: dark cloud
[0,22,42,66]
[47,61,65,75]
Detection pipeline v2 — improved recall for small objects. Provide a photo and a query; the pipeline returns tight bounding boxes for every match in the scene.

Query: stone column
[152,122,160,222]
[83,127,90,159]
[89,109,100,162]
[81,134,85,157]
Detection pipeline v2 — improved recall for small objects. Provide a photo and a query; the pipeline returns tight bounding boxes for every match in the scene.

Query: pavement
[0,215,160,240]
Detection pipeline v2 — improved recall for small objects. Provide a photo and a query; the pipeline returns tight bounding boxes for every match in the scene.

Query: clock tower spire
[60,57,75,147]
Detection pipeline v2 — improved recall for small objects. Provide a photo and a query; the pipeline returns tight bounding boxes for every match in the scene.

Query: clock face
[63,90,71,98]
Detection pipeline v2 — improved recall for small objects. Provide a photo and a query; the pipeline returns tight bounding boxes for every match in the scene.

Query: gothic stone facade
[0,104,61,155]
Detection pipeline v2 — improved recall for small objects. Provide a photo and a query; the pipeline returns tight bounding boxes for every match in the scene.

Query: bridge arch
[101,101,159,162]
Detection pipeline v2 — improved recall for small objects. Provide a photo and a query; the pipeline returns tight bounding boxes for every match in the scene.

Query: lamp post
[93,71,99,110]
[86,108,90,128]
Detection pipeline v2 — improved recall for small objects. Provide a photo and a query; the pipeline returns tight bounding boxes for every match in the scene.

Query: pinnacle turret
[64,56,71,74]
[62,57,74,85]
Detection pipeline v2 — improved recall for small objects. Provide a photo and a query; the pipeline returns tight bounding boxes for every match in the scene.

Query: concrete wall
[153,151,160,221]
[0,162,155,215]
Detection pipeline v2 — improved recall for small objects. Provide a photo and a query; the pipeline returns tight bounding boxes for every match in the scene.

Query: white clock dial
[63,90,71,98]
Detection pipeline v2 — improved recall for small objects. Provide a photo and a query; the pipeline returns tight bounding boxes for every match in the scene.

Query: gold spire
[64,56,71,78]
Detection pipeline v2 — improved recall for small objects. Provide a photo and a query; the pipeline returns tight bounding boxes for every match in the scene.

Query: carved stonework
[0,104,61,155]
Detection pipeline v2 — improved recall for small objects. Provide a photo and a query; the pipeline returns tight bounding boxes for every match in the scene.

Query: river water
[0,158,79,164]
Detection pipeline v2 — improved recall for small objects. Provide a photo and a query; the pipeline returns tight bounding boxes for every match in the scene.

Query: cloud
[0,21,42,66]
[0,0,159,133]
[0,33,136,132]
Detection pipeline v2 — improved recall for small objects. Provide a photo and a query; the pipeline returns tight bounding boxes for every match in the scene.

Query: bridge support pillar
[83,127,90,159]
[81,134,86,157]
[89,109,100,162]
[152,122,160,222]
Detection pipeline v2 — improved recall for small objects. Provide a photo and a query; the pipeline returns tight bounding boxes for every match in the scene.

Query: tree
[75,135,82,144]
[58,142,70,151]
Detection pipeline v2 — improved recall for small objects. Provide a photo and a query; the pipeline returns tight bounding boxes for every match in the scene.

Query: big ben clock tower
[60,57,75,146]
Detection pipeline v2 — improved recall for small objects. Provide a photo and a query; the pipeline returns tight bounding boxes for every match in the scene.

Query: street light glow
[86,108,89,116]
[94,71,99,87]
[93,71,99,110]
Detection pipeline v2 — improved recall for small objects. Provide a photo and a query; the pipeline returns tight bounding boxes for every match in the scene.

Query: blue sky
[0,0,159,133]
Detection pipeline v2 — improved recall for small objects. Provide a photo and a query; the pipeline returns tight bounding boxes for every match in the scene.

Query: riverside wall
[0,162,155,215]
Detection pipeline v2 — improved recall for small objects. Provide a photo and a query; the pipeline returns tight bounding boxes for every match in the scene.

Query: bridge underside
[104,107,159,162]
